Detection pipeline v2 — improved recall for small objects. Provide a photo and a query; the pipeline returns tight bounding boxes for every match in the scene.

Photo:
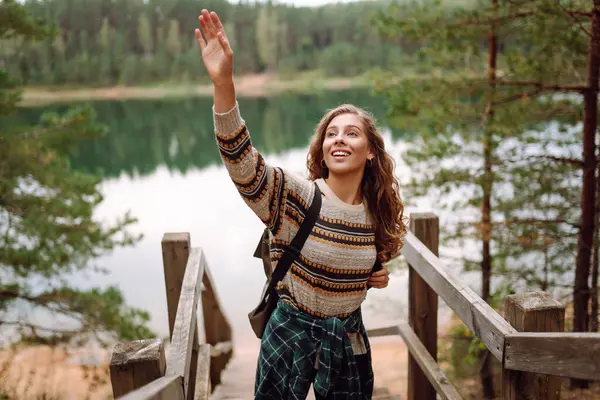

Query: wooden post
[162,233,200,400]
[110,338,166,398]
[202,268,233,387]
[503,292,565,400]
[194,344,212,400]
[407,213,439,400]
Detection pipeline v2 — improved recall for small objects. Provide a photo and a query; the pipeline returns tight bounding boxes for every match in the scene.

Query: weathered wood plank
[367,325,401,338]
[162,232,201,400]
[407,213,438,400]
[397,322,463,400]
[201,267,233,387]
[162,232,191,338]
[165,247,206,397]
[504,332,600,380]
[118,375,184,400]
[502,292,565,400]
[194,344,212,400]
[188,326,200,400]
[110,338,166,398]
[402,231,516,360]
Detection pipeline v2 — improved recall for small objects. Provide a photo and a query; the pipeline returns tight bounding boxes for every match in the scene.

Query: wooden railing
[370,213,600,399]
[107,216,600,399]
[108,233,233,400]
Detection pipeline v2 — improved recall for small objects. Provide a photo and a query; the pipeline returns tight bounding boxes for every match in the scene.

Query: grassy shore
[20,72,373,107]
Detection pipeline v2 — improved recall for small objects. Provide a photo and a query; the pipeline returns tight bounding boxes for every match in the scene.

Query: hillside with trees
[1,0,426,87]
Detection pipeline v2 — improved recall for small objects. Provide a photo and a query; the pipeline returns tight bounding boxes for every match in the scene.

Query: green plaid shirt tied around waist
[255,300,374,399]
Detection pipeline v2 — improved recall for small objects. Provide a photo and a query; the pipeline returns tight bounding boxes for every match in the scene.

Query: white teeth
[333,151,350,156]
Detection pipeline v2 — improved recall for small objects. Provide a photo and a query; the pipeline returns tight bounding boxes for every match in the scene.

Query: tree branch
[529,154,584,168]
[0,288,86,324]
[496,80,587,93]
[564,10,593,17]
[492,88,544,106]
[450,10,538,28]
[491,218,576,227]
[0,320,81,335]
[555,2,592,37]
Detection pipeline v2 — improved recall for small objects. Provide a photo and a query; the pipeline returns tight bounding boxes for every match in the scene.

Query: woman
[195,9,406,399]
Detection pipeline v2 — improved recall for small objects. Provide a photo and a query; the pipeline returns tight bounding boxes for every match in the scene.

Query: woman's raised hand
[195,9,233,86]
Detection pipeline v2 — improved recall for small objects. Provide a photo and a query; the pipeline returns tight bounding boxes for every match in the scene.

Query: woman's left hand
[368,266,390,289]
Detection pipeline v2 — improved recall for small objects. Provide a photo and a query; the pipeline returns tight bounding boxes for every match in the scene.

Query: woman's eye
[348,131,358,136]
[327,131,335,137]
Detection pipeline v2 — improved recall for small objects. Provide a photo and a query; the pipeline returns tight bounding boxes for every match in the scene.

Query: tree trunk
[592,175,599,332]
[479,1,497,398]
[571,0,600,389]
[591,139,600,333]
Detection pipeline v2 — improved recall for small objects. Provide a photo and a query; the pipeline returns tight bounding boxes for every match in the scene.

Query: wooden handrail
[504,332,600,380]
[109,233,233,400]
[396,323,463,400]
[401,229,600,381]
[373,213,600,399]
[402,230,516,361]
[164,247,205,396]
[118,376,183,400]
[108,219,600,400]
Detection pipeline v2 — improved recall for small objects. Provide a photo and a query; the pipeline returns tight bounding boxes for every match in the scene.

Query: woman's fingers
[210,11,226,35]
[195,28,206,51]
[368,266,390,288]
[371,269,388,277]
[201,9,217,38]
[217,32,233,56]
[369,280,388,288]
[369,275,388,284]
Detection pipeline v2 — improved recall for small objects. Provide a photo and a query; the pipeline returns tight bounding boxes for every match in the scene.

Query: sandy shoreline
[19,73,371,107]
[0,336,409,399]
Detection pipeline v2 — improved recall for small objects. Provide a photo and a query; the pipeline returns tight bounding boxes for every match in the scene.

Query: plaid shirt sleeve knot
[255,301,374,399]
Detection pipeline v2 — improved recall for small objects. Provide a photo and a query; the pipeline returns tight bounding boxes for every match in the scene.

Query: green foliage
[372,0,590,295]
[319,43,364,77]
[0,0,452,86]
[0,0,153,346]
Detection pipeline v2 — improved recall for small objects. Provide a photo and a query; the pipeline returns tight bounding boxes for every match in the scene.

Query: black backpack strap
[269,182,322,286]
[372,259,383,273]
[367,258,383,290]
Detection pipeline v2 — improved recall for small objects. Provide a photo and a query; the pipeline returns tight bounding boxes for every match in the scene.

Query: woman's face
[322,113,374,177]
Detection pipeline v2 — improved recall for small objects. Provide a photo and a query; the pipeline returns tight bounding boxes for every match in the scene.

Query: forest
[2,0,424,86]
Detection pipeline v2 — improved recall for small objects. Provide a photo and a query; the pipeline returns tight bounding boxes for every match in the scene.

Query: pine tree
[0,0,154,346]
[256,4,279,72]
[138,12,153,56]
[372,0,596,393]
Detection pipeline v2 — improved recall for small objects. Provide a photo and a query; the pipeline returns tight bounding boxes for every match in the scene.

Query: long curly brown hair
[306,104,407,263]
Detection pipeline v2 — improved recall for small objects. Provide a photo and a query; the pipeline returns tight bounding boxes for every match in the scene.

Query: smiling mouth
[331,150,351,158]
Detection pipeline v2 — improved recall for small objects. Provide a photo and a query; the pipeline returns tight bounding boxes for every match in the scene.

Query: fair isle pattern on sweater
[214,102,378,319]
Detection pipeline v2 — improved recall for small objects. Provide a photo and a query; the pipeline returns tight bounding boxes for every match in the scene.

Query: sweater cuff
[213,101,244,136]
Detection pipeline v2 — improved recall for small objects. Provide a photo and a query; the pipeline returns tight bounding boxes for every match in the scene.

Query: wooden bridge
[107,213,600,400]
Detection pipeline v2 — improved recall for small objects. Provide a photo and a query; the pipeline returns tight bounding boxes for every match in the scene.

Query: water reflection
[14,89,407,179]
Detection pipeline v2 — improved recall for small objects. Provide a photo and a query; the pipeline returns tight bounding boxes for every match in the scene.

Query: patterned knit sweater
[214,102,378,319]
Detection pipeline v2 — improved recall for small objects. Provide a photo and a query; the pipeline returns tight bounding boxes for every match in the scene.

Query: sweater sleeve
[213,102,288,235]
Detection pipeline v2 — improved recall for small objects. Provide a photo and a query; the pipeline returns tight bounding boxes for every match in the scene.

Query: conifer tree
[0,0,154,346]
[372,0,598,392]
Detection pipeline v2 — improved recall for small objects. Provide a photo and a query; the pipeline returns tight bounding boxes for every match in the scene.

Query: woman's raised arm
[195,9,236,112]
[195,10,310,237]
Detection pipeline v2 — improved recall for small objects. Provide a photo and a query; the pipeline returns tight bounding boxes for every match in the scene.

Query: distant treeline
[1,0,432,86]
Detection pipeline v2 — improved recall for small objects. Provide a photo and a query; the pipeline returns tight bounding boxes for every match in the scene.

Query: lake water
[16,88,462,349]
